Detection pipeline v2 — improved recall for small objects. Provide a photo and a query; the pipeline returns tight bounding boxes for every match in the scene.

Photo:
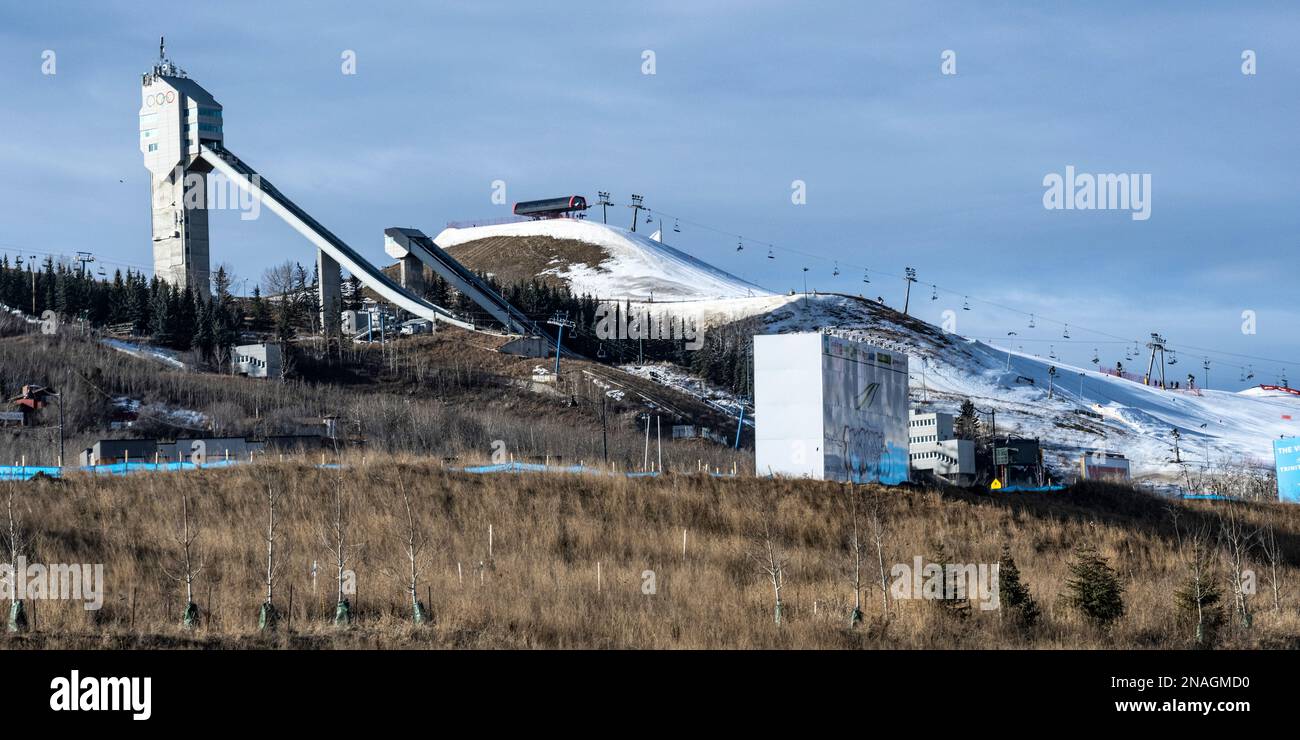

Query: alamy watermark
[1,556,104,610]
[593,302,704,350]
[151,166,261,220]
[889,556,1000,610]
[1043,165,1151,221]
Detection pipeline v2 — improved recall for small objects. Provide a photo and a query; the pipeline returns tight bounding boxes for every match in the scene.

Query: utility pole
[903,267,917,316]
[597,191,612,224]
[1202,358,1211,391]
[546,311,575,378]
[601,396,608,464]
[30,255,38,315]
[628,194,644,232]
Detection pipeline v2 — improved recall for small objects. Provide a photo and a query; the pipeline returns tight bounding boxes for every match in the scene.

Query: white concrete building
[139,39,222,295]
[232,343,282,379]
[754,333,910,484]
[908,410,976,485]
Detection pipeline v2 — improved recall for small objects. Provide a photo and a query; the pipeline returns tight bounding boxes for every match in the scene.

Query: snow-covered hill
[431,218,1295,483]
[434,219,771,301]
[627,293,1297,483]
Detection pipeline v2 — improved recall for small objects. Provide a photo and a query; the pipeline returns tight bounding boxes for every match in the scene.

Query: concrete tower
[139,38,221,295]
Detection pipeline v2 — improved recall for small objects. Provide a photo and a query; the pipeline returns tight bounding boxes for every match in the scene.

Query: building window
[147,143,159,152]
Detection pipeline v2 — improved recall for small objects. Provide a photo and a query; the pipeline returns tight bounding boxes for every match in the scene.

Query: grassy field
[4,458,1299,649]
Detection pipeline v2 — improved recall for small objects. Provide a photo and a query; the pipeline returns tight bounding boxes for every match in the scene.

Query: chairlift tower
[547,311,576,378]
[902,267,917,316]
[596,191,613,224]
[75,251,96,277]
[628,194,644,232]
[1144,333,1168,388]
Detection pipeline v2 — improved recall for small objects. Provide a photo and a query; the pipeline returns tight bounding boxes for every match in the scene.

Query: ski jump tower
[139,38,217,296]
[137,43,556,345]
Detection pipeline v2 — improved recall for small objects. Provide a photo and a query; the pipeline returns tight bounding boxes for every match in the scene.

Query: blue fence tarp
[0,465,63,481]
[0,459,248,481]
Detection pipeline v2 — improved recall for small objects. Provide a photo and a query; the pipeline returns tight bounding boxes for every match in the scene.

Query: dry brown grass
[4,459,1300,650]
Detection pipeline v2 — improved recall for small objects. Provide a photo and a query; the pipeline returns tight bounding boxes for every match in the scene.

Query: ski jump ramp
[200,144,482,331]
[382,227,549,338]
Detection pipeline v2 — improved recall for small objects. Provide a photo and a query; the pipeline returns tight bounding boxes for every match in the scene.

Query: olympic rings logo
[144,91,177,107]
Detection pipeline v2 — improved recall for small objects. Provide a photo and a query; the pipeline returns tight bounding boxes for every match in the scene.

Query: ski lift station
[754,333,910,484]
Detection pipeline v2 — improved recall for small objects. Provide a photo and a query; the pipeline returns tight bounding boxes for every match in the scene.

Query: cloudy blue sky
[1,1,1296,389]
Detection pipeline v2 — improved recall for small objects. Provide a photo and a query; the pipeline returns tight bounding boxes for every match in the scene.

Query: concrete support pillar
[317,248,341,335]
[399,254,425,295]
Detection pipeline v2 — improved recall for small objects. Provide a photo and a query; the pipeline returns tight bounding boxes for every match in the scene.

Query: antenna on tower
[160,36,166,63]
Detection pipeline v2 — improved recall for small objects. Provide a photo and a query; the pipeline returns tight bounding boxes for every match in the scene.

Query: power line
[638,204,1300,373]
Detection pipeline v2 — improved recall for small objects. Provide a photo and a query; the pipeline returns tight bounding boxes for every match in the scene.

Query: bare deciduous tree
[381,478,434,624]
[160,490,204,628]
[866,490,890,616]
[259,482,285,630]
[1259,526,1283,614]
[1218,509,1257,631]
[747,513,789,626]
[3,484,30,632]
[320,468,361,626]
[845,483,864,627]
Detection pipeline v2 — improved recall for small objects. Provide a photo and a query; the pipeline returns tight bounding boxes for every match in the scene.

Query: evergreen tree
[249,286,272,332]
[193,296,216,363]
[1062,544,1125,629]
[955,399,981,440]
[931,540,971,619]
[998,545,1041,628]
[1174,537,1224,647]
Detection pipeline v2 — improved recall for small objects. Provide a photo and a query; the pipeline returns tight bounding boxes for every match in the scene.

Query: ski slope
[431,218,1295,482]
[751,294,1296,481]
[433,219,772,301]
